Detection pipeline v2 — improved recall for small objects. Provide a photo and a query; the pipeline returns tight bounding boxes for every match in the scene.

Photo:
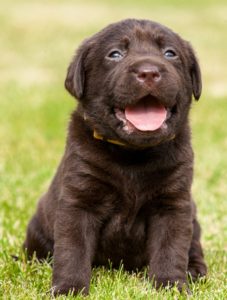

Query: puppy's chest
[100,203,148,260]
[100,181,150,248]
[97,165,170,245]
[104,168,160,223]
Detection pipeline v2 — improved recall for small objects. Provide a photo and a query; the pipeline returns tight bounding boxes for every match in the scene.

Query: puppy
[24,19,207,296]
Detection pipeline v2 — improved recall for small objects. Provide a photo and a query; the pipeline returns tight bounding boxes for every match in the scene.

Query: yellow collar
[93,130,126,146]
[93,130,176,147]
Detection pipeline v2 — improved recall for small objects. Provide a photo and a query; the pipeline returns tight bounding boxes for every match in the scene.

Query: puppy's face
[65,19,202,148]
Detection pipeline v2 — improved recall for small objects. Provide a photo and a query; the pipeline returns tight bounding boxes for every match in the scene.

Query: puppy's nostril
[136,67,161,83]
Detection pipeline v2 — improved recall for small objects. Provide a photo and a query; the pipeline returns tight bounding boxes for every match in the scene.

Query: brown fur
[24,19,207,296]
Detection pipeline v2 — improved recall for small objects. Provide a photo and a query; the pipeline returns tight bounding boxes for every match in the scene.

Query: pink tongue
[125,99,167,131]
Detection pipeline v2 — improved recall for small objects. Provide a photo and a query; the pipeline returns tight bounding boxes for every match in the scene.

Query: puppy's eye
[107,50,124,61]
[164,49,177,59]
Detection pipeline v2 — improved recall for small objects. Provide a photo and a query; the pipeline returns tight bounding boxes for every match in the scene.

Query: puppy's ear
[65,41,90,99]
[186,43,202,100]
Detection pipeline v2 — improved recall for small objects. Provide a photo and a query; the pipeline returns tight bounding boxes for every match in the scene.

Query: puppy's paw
[188,261,207,281]
[151,275,189,293]
[52,281,89,297]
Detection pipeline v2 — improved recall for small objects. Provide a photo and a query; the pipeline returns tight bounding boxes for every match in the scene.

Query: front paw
[52,281,89,297]
[188,261,207,281]
[150,274,189,292]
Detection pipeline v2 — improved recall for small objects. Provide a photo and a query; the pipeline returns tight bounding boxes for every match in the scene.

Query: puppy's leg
[52,204,99,296]
[23,214,53,260]
[188,219,207,280]
[147,201,192,290]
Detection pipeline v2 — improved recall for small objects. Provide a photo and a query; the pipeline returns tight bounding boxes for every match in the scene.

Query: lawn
[0,0,226,299]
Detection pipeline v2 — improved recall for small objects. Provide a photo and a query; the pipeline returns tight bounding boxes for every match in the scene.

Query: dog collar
[93,130,126,147]
[93,130,176,148]
[93,128,176,148]
[83,112,127,147]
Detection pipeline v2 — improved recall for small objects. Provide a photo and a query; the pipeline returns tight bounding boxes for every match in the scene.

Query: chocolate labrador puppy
[24,19,207,296]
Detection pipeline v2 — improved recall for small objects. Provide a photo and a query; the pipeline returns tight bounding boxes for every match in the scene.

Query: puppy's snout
[136,65,161,85]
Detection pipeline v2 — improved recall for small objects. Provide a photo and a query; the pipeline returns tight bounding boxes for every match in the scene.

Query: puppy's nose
[136,66,161,85]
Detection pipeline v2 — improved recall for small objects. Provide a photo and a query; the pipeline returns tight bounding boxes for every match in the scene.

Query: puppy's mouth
[114,96,173,134]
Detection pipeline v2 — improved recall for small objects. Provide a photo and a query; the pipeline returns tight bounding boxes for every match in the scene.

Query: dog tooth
[162,123,168,129]
[166,110,171,120]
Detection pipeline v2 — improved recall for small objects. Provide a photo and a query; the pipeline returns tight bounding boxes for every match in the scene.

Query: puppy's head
[65,19,202,148]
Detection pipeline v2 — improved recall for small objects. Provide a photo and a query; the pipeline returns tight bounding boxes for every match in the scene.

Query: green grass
[0,0,227,299]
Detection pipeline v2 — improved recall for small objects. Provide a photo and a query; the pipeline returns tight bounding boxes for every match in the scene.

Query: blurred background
[0,0,226,298]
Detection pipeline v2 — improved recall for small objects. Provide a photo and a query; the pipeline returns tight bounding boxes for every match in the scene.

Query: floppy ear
[187,43,202,100]
[65,41,90,99]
